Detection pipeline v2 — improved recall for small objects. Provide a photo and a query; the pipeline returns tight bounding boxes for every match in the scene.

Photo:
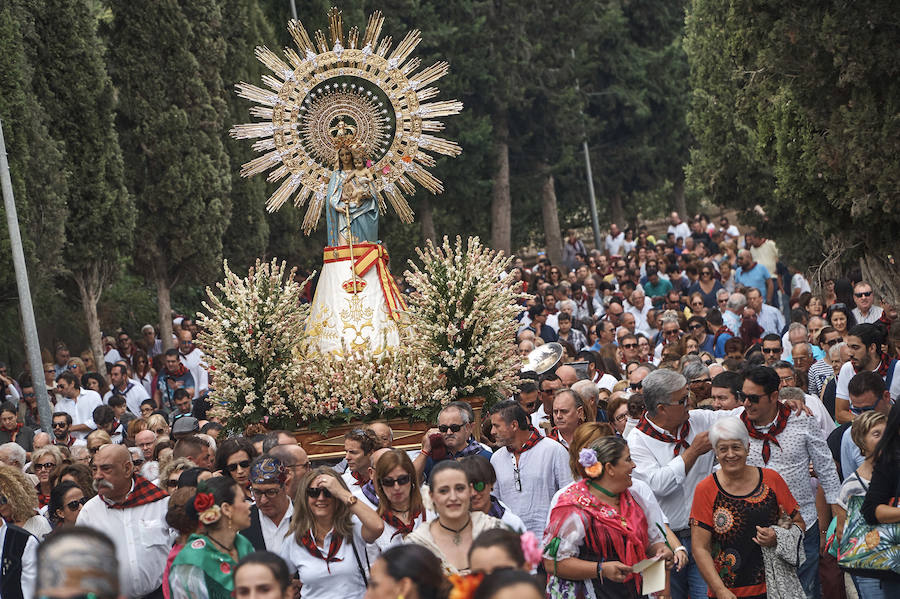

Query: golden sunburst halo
[230,7,463,234]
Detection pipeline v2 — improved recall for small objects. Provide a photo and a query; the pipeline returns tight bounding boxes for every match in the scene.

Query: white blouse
[279,517,369,599]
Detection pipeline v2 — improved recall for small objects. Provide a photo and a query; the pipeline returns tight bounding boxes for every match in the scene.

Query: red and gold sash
[323,243,407,320]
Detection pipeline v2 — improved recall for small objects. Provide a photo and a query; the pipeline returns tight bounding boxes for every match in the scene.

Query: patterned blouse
[690,467,799,599]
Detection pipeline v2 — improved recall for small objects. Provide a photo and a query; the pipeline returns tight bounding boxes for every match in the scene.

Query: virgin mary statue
[304,143,406,356]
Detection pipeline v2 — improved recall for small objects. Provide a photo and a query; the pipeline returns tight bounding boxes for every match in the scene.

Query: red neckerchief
[741,402,791,463]
[349,470,367,487]
[636,416,691,456]
[36,483,50,508]
[300,530,343,573]
[878,313,892,336]
[713,325,732,345]
[166,363,189,378]
[54,435,76,447]
[106,475,168,510]
[382,509,425,538]
[2,423,23,438]
[516,426,543,454]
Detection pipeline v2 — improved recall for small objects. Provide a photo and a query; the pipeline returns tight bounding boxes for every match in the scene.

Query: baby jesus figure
[340,152,375,207]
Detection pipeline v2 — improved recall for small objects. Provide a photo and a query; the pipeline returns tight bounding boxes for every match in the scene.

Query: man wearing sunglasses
[241,455,293,552]
[835,324,899,425]
[50,412,82,447]
[851,281,883,324]
[415,402,491,482]
[839,372,891,483]
[740,366,840,599]
[760,334,783,367]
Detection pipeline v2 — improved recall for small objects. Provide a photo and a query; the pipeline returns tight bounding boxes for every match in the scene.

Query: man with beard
[835,323,899,423]
[77,444,170,598]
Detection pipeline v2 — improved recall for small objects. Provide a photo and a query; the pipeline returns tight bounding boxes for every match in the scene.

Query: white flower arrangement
[404,236,527,405]
[198,259,311,431]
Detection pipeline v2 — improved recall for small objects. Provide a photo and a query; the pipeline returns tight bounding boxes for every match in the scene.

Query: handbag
[837,473,900,576]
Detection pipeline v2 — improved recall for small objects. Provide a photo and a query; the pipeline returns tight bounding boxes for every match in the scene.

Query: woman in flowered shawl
[542,436,670,599]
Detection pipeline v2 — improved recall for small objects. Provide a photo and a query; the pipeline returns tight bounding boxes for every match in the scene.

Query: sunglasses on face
[166,479,180,488]
[521,401,539,411]
[761,347,781,354]
[739,391,766,404]
[472,481,487,492]
[688,324,705,331]
[381,474,412,488]
[252,487,283,499]
[438,424,464,433]
[35,462,55,470]
[630,382,642,391]
[132,458,145,466]
[66,497,88,511]
[854,291,872,298]
[824,337,843,347]
[23,392,35,398]
[622,343,638,349]
[307,487,333,499]
[227,460,251,472]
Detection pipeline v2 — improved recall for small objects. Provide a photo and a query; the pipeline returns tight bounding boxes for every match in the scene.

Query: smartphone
[429,433,448,461]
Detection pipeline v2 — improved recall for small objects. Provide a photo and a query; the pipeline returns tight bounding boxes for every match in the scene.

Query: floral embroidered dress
[169,533,255,599]
[542,480,649,599]
[689,467,799,599]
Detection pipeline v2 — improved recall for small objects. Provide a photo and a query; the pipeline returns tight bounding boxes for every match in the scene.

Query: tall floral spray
[198,259,310,431]
[405,236,528,405]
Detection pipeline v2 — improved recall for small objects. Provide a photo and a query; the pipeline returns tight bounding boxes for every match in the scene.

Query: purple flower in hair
[578,448,598,468]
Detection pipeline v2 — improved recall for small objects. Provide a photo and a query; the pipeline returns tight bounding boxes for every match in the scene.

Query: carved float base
[295,418,431,459]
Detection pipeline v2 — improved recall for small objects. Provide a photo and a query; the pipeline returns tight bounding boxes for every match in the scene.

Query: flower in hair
[520,531,542,568]
[194,492,214,512]
[578,448,598,468]
[449,573,484,599]
[585,463,604,478]
[193,492,221,525]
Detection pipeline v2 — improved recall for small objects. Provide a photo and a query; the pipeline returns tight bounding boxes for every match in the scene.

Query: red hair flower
[194,492,214,512]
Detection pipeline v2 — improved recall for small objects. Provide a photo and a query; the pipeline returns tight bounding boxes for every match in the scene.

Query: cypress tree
[107,0,232,351]
[24,0,134,373]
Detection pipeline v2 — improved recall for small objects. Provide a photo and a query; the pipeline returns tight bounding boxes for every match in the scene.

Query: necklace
[206,533,235,553]
[588,481,618,498]
[437,517,471,545]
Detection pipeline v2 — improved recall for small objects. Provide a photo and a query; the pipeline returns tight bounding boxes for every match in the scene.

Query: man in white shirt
[54,372,102,440]
[624,287,652,335]
[77,444,171,598]
[243,455,294,552]
[718,216,740,241]
[341,428,377,504]
[489,400,572,537]
[178,330,208,400]
[851,281,884,324]
[835,323,900,423]
[103,363,150,417]
[667,211,691,242]
[604,223,625,256]
[740,366,840,599]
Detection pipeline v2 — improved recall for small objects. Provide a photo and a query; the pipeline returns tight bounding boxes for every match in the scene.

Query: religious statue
[230,7,463,357]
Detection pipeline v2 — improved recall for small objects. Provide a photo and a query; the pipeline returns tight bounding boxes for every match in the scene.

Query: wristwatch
[345,494,358,507]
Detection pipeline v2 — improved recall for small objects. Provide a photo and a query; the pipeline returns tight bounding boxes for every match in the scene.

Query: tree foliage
[685,0,900,293]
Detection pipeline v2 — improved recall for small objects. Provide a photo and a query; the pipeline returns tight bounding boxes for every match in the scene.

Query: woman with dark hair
[279,467,383,599]
[826,302,856,336]
[468,528,528,574]
[215,437,258,500]
[49,462,96,500]
[365,544,448,599]
[373,449,427,543]
[168,477,254,599]
[234,552,294,599]
[81,371,109,396]
[132,348,156,398]
[0,401,34,452]
[178,466,214,490]
[542,436,670,599]
[472,569,543,599]
[163,487,200,599]
[47,480,86,526]
[459,455,525,533]
[687,263,723,309]
[406,461,503,575]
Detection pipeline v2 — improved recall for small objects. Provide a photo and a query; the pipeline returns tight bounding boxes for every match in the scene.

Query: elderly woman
[691,417,804,599]
[0,464,52,539]
[543,435,671,599]
[160,457,198,494]
[280,467,383,599]
[406,461,503,575]
[31,445,65,508]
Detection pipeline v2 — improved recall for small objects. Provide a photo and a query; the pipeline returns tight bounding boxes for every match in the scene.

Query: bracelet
[674,546,687,554]
[596,558,605,583]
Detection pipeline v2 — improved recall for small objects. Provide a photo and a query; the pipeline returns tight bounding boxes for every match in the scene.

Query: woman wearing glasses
[280,467,383,599]
[688,263,725,310]
[373,449,428,544]
[215,437,258,500]
[47,480,86,527]
[31,445,64,508]
[161,457,198,493]
[406,461,503,575]
[459,455,526,533]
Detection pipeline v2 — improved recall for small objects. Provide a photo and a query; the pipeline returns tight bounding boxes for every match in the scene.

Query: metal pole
[572,49,602,249]
[0,119,54,433]
[289,0,297,20]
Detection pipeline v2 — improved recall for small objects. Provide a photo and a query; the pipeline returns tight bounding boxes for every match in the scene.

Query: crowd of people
[0,211,899,599]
